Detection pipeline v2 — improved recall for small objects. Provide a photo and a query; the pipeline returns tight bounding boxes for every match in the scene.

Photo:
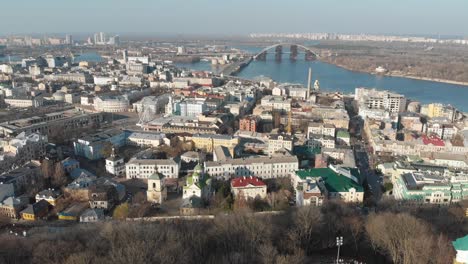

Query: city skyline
[1,0,468,36]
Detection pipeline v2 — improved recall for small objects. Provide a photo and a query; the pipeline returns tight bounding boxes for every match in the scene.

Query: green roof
[453,235,468,251]
[293,146,321,157]
[149,172,165,180]
[336,130,350,138]
[194,163,203,172]
[184,173,210,190]
[295,168,364,193]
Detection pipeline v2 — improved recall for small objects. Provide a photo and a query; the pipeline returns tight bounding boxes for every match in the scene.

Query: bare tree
[287,206,323,254]
[365,212,454,264]
[41,159,54,180]
[53,161,67,187]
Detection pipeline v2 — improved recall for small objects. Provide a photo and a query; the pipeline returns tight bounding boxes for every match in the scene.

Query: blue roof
[70,168,95,180]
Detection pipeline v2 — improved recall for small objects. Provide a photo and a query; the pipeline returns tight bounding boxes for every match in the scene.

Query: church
[147,169,167,204]
[182,163,211,201]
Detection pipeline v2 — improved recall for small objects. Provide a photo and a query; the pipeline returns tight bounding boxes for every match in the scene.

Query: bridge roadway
[219,57,253,76]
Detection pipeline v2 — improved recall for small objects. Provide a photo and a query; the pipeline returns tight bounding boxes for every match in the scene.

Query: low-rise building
[73,129,127,160]
[0,196,28,219]
[261,95,291,112]
[267,133,293,156]
[231,176,267,200]
[292,165,364,205]
[20,200,50,221]
[393,170,468,204]
[88,185,118,211]
[190,134,238,157]
[0,132,47,171]
[127,132,166,147]
[307,134,336,149]
[58,203,88,221]
[4,96,44,108]
[105,149,125,176]
[79,208,105,223]
[205,154,299,180]
[239,115,259,132]
[147,171,167,204]
[0,109,104,137]
[125,158,180,179]
[307,123,336,138]
[94,95,129,113]
[182,164,211,200]
[133,95,170,114]
[61,158,80,173]
[35,189,61,206]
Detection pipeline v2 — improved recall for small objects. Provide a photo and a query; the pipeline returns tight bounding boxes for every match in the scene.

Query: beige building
[146,171,167,204]
[231,176,267,200]
[267,133,293,155]
[190,134,238,157]
[205,154,299,180]
[4,97,43,108]
[125,158,180,179]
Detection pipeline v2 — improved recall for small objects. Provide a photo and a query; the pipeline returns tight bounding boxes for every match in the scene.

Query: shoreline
[325,61,468,87]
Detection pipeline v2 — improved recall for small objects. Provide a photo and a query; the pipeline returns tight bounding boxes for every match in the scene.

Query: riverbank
[325,61,468,87]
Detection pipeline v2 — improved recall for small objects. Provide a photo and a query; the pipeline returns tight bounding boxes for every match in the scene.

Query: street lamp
[336,236,343,264]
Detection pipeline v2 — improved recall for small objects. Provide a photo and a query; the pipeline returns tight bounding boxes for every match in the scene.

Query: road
[354,144,381,200]
[348,113,382,202]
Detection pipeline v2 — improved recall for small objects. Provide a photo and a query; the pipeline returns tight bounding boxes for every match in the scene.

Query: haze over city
[1,0,468,36]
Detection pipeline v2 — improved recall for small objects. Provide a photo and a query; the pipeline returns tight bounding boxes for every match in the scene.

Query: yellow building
[58,203,88,221]
[424,103,444,118]
[20,200,50,221]
[190,134,238,156]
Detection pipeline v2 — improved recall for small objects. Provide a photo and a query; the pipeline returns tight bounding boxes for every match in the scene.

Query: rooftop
[231,176,266,188]
[295,167,363,193]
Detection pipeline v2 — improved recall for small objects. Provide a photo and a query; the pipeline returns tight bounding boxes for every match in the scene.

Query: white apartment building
[267,134,293,155]
[127,132,166,147]
[205,154,299,180]
[307,123,336,138]
[4,97,43,108]
[179,99,207,117]
[94,95,129,112]
[94,76,114,86]
[307,135,336,149]
[260,95,291,112]
[355,87,406,114]
[125,158,180,179]
[133,95,171,114]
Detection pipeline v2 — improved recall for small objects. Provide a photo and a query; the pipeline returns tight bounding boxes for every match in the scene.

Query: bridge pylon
[290,45,298,61]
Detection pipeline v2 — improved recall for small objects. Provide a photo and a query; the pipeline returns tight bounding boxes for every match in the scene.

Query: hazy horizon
[1,0,468,37]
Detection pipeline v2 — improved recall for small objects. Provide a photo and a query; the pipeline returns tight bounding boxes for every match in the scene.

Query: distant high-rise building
[65,34,73,45]
[99,32,106,44]
[109,35,120,46]
[177,46,186,55]
[93,33,99,45]
[122,49,128,62]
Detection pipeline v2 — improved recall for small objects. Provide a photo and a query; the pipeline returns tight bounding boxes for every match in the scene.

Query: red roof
[231,176,266,188]
[422,134,445,147]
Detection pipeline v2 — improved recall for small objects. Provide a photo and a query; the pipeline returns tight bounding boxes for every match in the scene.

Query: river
[176,46,468,112]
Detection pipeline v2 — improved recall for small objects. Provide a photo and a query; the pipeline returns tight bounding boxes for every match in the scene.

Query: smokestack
[307,67,312,99]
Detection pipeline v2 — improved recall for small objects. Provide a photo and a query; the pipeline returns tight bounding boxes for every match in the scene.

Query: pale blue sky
[1,0,467,36]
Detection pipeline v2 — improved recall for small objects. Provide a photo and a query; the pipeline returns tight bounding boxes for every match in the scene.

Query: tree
[100,142,113,158]
[287,206,323,254]
[52,162,67,187]
[41,159,54,180]
[384,182,393,193]
[113,203,129,220]
[365,212,454,264]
